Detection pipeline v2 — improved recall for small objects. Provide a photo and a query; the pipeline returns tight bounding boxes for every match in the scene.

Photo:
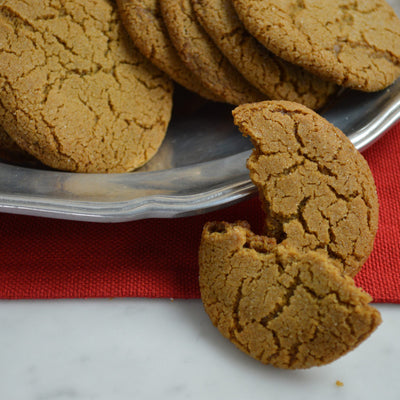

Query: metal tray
[0,77,399,222]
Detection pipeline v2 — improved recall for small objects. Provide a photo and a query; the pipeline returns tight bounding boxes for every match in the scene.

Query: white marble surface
[0,299,399,400]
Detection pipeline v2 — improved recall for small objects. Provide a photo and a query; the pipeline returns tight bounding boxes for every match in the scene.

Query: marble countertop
[0,299,399,400]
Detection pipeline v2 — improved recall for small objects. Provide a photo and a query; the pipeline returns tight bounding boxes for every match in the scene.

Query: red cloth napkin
[1,122,399,302]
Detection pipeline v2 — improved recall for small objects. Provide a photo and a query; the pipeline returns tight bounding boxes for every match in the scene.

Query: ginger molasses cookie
[232,0,400,92]
[233,101,379,277]
[199,221,381,369]
[116,0,221,101]
[0,0,173,173]
[191,0,338,110]
[160,0,265,105]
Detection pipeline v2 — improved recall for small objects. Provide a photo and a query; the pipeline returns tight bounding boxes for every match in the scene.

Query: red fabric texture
[0,122,399,302]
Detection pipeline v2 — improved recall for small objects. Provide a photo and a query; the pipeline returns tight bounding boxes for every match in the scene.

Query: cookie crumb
[336,380,344,387]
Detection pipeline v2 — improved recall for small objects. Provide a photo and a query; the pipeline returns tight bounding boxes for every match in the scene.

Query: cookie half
[160,0,265,105]
[233,100,379,277]
[199,221,381,369]
[116,0,221,102]
[0,0,173,173]
[232,0,400,91]
[191,0,338,110]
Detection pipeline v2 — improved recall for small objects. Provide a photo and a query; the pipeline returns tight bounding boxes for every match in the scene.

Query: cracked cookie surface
[232,0,400,91]
[116,0,220,101]
[160,0,265,105]
[199,221,381,369]
[0,0,173,173]
[191,0,338,110]
[233,101,379,277]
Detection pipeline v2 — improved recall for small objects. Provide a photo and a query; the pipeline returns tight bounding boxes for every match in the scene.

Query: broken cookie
[233,100,379,277]
[199,221,381,369]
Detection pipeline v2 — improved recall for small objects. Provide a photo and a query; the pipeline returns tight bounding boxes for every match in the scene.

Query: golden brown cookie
[199,220,381,369]
[191,0,338,110]
[232,0,400,92]
[160,0,265,105]
[116,0,221,102]
[233,101,379,277]
[0,0,173,173]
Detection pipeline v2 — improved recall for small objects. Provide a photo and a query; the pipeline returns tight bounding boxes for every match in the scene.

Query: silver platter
[0,78,399,222]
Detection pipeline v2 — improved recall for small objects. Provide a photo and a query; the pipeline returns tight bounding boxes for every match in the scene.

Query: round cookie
[233,100,379,277]
[160,0,265,105]
[199,221,381,369]
[116,0,221,102]
[191,0,338,110]
[232,0,400,92]
[0,0,173,173]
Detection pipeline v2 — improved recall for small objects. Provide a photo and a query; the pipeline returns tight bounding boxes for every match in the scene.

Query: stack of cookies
[0,0,399,172]
[118,0,400,106]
